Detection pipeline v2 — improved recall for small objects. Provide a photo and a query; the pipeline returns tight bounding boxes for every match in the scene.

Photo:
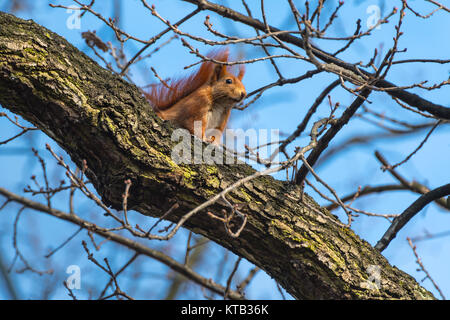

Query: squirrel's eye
[225,79,233,84]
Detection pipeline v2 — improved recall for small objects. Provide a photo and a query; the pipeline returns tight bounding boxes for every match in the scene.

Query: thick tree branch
[0,11,434,299]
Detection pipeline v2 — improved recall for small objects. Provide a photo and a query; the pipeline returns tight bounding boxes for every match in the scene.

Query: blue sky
[1,0,449,299]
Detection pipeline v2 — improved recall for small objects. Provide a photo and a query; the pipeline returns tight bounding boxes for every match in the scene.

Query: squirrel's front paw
[206,136,220,145]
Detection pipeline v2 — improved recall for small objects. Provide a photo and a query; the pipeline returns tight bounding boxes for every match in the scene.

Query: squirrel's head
[210,63,246,105]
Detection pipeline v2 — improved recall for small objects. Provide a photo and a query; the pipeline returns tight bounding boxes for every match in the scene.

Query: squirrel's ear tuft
[212,64,227,82]
[238,64,245,80]
[207,48,230,82]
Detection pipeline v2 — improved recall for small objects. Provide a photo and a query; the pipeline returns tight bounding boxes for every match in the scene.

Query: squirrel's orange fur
[145,49,246,143]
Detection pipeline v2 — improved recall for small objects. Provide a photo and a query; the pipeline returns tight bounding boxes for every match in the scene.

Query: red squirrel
[145,49,246,144]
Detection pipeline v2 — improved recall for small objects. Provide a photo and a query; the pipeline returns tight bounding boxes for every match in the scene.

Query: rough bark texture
[0,12,434,300]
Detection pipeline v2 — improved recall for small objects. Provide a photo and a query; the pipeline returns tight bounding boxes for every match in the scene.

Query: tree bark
[0,11,434,300]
